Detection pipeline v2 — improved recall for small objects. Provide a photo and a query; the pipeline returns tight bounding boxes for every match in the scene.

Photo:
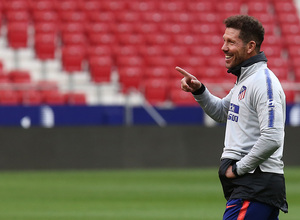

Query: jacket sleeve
[193,87,233,123]
[235,73,286,176]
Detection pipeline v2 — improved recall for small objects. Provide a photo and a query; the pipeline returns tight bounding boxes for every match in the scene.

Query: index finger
[175,66,193,78]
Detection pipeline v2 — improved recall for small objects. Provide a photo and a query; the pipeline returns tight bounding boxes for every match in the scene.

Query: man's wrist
[232,163,239,177]
[192,84,206,95]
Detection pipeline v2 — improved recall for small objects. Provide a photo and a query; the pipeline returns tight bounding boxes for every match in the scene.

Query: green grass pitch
[0,167,298,220]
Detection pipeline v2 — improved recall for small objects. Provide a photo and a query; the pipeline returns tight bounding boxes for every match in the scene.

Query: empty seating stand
[0,0,298,106]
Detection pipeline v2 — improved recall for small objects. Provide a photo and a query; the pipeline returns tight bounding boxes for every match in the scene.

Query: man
[176,15,288,219]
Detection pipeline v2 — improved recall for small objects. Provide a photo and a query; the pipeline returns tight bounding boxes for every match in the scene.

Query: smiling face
[222,28,252,69]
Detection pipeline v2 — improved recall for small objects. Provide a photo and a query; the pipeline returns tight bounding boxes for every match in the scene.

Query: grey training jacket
[194,61,286,176]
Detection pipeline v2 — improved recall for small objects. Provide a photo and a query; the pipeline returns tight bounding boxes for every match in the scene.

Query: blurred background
[0,0,298,170]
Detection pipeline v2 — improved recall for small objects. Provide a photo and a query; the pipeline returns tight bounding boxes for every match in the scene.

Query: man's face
[222,28,249,69]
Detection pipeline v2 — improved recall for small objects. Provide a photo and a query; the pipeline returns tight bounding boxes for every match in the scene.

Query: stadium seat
[0,90,21,105]
[88,56,113,83]
[169,89,198,106]
[29,0,55,12]
[101,0,127,12]
[280,24,300,36]
[8,70,31,83]
[117,33,145,45]
[135,22,159,34]
[88,33,117,46]
[43,91,67,105]
[139,45,165,57]
[34,22,58,35]
[87,45,113,58]
[34,33,57,60]
[247,2,271,14]
[172,34,199,46]
[277,13,299,25]
[79,0,101,12]
[159,1,186,12]
[32,11,59,24]
[116,55,145,67]
[3,0,29,13]
[54,0,79,12]
[65,92,87,105]
[192,12,220,24]
[160,23,190,34]
[6,10,30,23]
[22,90,43,105]
[127,0,158,12]
[87,11,115,23]
[186,1,215,13]
[7,22,29,48]
[273,1,297,13]
[59,11,87,24]
[61,46,86,72]
[191,23,221,34]
[144,67,171,80]
[61,33,87,47]
[118,67,143,93]
[143,79,168,104]
[144,56,175,68]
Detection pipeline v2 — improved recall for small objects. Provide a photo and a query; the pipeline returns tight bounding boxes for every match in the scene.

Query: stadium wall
[0,126,298,170]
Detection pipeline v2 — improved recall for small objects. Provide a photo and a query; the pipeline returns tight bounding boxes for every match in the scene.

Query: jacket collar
[227,52,268,77]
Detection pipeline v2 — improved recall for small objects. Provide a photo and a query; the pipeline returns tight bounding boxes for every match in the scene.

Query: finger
[175,66,193,78]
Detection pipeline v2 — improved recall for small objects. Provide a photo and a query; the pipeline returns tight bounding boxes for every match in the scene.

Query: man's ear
[247,41,257,54]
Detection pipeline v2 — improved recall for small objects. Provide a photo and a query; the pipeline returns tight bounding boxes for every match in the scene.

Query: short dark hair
[224,15,265,53]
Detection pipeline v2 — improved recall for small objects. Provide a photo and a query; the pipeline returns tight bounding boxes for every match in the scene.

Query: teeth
[225,55,232,59]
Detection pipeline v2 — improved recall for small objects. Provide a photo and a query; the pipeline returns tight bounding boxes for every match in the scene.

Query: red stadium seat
[143,79,168,104]
[22,90,43,106]
[65,92,87,105]
[87,11,115,23]
[158,1,186,12]
[8,70,31,83]
[88,33,117,46]
[172,34,199,46]
[0,90,21,105]
[79,0,101,12]
[61,46,85,72]
[274,1,297,13]
[216,2,242,13]
[277,13,299,25]
[29,0,55,12]
[116,55,145,67]
[191,23,221,34]
[43,91,67,105]
[139,45,165,57]
[169,89,198,106]
[117,33,145,45]
[34,33,57,60]
[186,1,215,13]
[4,0,29,12]
[61,33,87,47]
[6,10,30,23]
[59,11,87,24]
[87,45,113,58]
[280,24,300,36]
[101,0,127,12]
[7,22,28,48]
[34,22,57,35]
[118,67,143,92]
[144,67,171,80]
[127,0,158,12]
[88,56,113,83]
[32,11,59,24]
[247,2,271,14]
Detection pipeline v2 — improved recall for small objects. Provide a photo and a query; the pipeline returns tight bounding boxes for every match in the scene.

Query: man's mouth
[225,55,233,60]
